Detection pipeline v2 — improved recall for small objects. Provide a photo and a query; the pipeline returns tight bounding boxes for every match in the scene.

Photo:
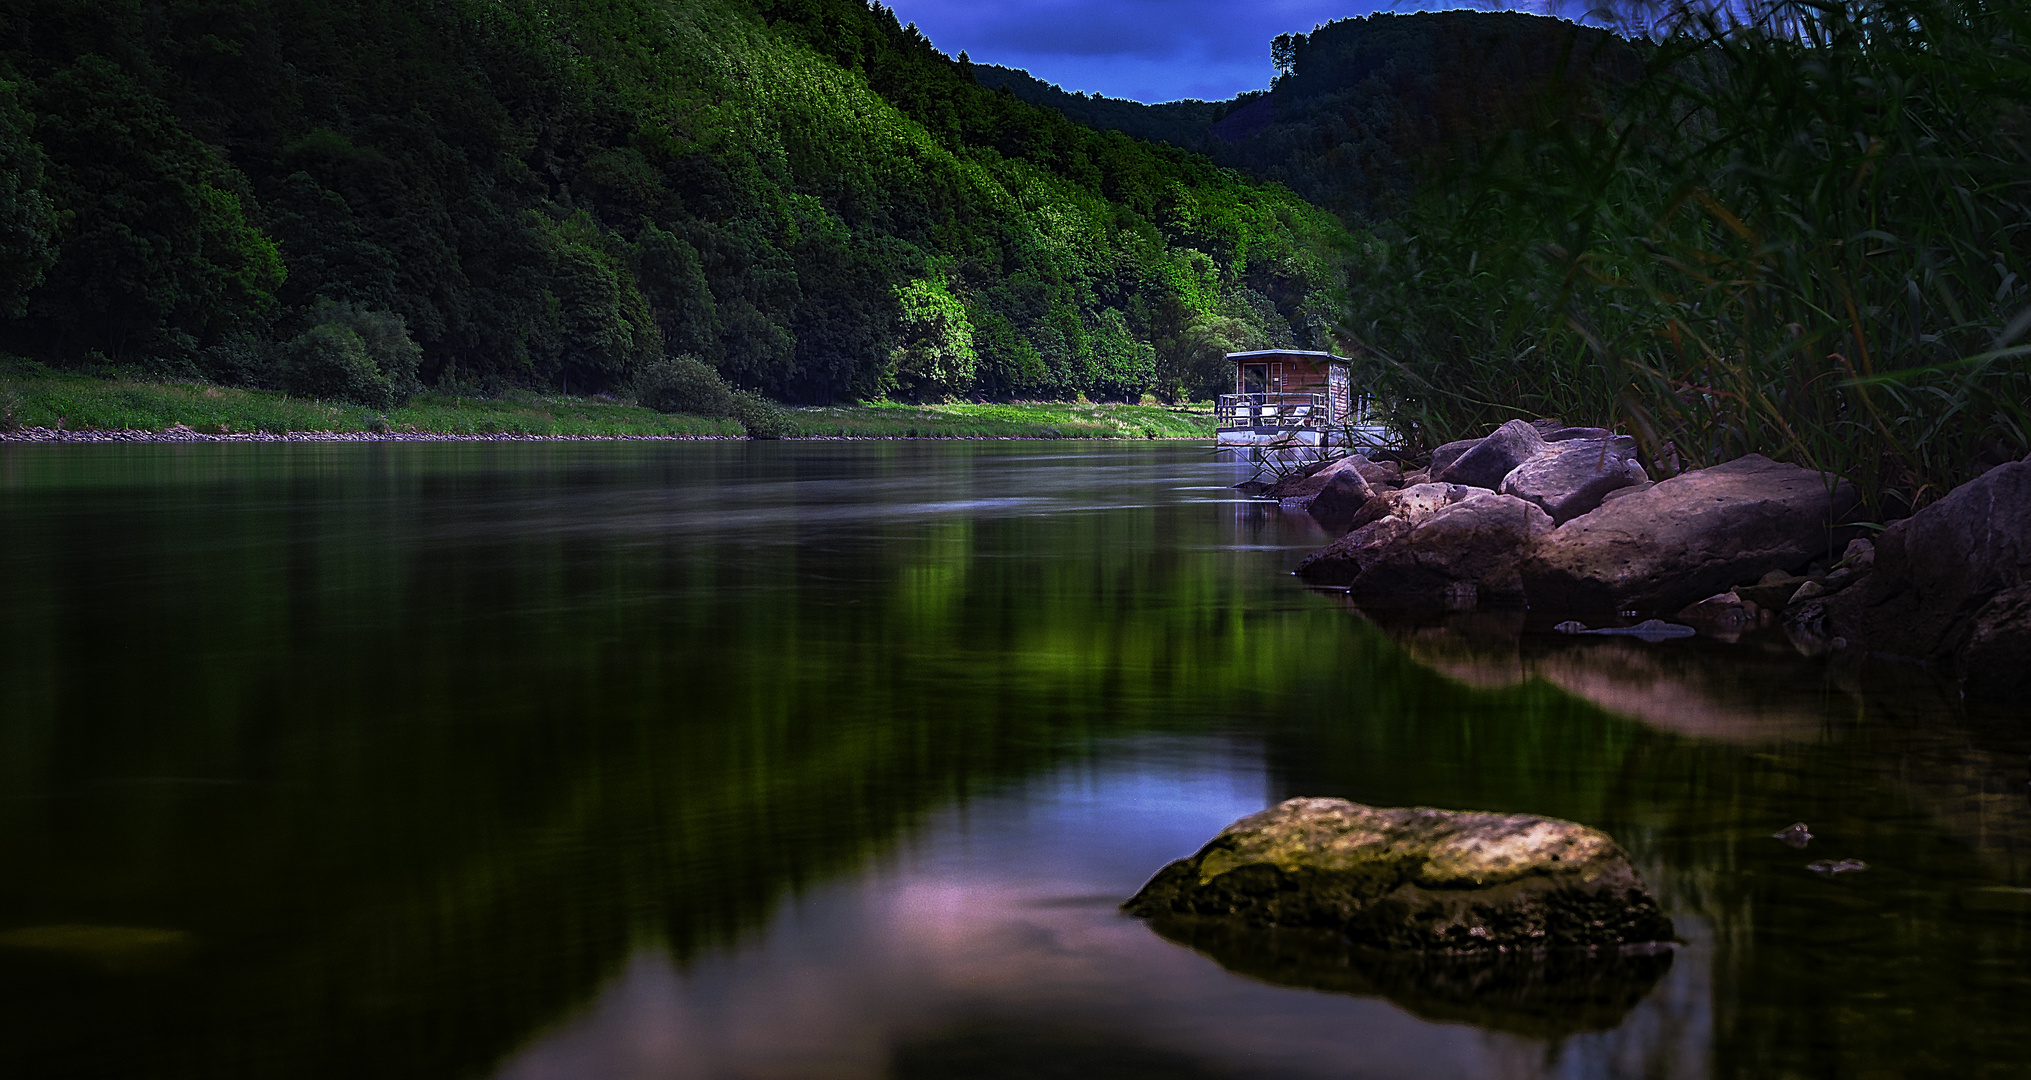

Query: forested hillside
[0,0,1340,403]
[981,11,1639,223]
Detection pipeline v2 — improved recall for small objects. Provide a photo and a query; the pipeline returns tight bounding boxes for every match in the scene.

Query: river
[0,440,2025,1078]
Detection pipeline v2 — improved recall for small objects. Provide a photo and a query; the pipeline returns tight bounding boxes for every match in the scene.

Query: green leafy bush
[729,390,794,439]
[308,300,422,404]
[279,323,392,408]
[635,355,736,417]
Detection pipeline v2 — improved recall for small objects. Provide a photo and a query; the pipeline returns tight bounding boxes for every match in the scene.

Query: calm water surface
[0,441,2026,1079]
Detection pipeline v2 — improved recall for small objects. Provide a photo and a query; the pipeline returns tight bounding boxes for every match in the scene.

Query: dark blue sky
[884,1,1512,102]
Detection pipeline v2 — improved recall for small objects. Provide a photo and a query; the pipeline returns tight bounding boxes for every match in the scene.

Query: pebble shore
[0,425,1193,443]
[0,425,739,443]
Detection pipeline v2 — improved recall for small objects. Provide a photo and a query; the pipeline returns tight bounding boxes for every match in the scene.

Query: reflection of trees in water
[0,446,1372,1078]
[0,445,2023,1078]
[1273,601,2031,1079]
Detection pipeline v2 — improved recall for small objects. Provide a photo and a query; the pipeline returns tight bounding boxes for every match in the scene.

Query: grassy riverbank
[0,370,1215,440]
[782,401,1214,439]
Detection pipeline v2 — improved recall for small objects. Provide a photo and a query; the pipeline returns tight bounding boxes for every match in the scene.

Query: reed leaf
[1342,0,2031,511]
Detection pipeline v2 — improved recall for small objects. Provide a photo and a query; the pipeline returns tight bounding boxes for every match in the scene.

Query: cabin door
[1328,364,1350,422]
[1239,363,1270,394]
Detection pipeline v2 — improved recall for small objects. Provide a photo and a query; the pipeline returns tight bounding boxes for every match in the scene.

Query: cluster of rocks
[1262,419,2031,700]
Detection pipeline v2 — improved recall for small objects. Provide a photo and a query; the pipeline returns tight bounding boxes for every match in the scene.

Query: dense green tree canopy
[979,12,1640,225]
[0,0,1341,402]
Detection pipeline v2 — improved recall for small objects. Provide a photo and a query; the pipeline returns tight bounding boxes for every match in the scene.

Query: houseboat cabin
[1216,349,1355,447]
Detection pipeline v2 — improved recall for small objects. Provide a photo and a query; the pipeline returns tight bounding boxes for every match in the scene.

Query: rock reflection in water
[1353,604,1841,743]
[1144,917,1675,1040]
[1338,596,2031,883]
[494,749,1706,1080]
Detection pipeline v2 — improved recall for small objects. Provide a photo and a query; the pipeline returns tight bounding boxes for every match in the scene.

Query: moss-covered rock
[1123,797,1673,953]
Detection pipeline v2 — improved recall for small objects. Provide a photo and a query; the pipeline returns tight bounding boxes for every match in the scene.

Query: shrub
[279,323,392,408]
[635,354,735,416]
[197,331,266,386]
[308,300,422,404]
[730,390,794,438]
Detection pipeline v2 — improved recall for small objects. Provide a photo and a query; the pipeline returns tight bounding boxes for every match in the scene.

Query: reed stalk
[1343,0,2031,511]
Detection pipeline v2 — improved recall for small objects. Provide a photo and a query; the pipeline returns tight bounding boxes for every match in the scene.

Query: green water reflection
[0,441,2025,1079]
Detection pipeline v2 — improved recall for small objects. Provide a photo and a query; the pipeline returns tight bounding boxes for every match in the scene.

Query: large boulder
[1857,457,2031,683]
[1270,455,1400,509]
[1962,583,2031,700]
[1122,797,1675,953]
[1429,438,1484,479]
[1520,454,1860,615]
[1295,515,1415,586]
[1269,455,1352,503]
[1348,492,1554,602]
[1346,481,1480,533]
[1295,483,1480,585]
[1435,420,1547,491]
[1500,434,1644,524]
[1307,466,1379,532]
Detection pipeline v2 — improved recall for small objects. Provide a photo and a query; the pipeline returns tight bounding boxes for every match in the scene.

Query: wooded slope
[0,0,1340,401]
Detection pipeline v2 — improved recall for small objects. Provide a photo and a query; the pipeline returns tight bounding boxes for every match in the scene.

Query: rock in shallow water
[1122,797,1674,953]
[1348,491,1553,602]
[1306,465,1379,532]
[1520,453,1860,615]
[1296,490,1552,601]
[1860,457,2031,693]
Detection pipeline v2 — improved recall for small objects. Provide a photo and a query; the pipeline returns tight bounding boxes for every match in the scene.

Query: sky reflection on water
[0,440,2024,1079]
[496,741,1709,1080]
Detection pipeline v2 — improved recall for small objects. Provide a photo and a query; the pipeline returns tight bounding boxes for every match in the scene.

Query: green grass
[0,372,741,436]
[0,371,1216,439]
[780,400,1215,439]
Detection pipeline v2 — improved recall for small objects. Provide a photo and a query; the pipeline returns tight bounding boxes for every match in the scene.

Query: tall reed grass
[1343,0,2031,511]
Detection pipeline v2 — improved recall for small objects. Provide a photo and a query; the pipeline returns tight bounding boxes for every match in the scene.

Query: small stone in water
[1554,619,1696,641]
[1807,859,1867,875]
[1773,822,1812,848]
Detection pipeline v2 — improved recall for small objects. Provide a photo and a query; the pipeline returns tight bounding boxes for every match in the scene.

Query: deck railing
[1216,392,1330,430]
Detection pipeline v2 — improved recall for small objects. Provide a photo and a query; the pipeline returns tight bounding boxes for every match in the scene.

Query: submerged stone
[1553,618,1696,641]
[1122,797,1674,954]
[1773,822,1813,848]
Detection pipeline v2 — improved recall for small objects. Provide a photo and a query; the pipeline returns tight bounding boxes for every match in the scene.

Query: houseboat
[1215,349,1363,448]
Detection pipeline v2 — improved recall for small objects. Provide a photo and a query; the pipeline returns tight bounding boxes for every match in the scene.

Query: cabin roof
[1225,349,1350,364]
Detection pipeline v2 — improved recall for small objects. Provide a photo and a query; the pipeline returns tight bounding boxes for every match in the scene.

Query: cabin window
[1239,363,1270,393]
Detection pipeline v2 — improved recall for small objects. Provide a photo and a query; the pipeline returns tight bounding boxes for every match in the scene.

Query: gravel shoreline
[0,425,1202,444]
